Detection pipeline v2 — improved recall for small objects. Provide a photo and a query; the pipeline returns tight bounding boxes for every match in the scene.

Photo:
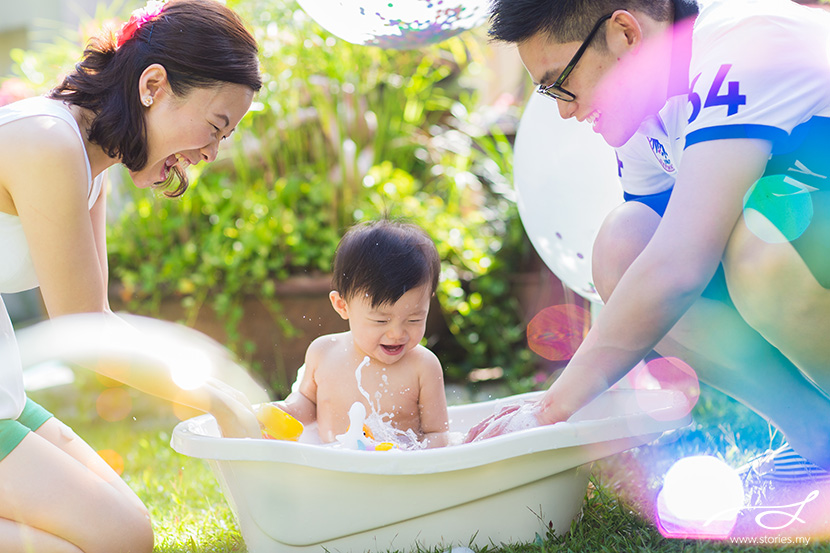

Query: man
[468,0,830,482]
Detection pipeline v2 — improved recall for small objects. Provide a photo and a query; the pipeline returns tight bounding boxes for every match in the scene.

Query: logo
[648,137,676,173]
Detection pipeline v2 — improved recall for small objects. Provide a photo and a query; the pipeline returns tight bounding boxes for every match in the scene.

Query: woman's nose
[201,140,219,163]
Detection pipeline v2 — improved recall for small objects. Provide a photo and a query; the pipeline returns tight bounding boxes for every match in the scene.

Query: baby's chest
[317,368,421,415]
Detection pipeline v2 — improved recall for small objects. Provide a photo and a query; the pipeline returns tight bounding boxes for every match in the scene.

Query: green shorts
[0,398,54,461]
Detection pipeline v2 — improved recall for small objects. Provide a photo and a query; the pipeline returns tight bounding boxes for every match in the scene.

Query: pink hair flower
[116,0,166,49]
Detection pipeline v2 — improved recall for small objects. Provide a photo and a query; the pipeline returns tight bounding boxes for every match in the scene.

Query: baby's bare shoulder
[308,331,350,355]
[408,345,442,374]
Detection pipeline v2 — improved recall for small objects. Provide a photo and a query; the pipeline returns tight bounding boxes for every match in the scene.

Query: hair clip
[116,1,166,49]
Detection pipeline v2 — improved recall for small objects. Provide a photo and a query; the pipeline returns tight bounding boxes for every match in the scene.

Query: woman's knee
[83,509,153,553]
[592,202,661,301]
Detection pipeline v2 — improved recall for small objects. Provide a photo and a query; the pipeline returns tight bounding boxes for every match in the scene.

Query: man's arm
[536,138,772,423]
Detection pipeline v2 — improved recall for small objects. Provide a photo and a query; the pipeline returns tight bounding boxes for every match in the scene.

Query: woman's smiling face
[129,72,254,188]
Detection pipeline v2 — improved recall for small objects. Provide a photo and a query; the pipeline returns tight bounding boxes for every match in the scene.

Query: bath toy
[335,402,398,451]
[513,93,624,304]
[256,403,304,441]
[172,388,692,553]
[296,0,489,50]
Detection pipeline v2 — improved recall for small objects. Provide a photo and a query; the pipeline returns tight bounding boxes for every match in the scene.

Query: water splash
[345,356,425,450]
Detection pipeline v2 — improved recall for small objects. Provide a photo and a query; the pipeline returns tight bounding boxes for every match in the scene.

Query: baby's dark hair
[50,0,261,197]
[332,220,440,308]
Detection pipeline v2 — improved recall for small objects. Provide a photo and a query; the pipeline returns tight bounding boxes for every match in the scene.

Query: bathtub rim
[172,389,691,475]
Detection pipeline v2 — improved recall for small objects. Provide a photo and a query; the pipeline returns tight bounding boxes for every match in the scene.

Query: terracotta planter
[109,274,452,395]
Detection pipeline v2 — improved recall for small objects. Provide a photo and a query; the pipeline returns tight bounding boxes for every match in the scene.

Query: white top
[616,0,830,196]
[0,96,104,419]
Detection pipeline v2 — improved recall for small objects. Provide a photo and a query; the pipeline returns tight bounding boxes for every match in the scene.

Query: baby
[278,219,449,448]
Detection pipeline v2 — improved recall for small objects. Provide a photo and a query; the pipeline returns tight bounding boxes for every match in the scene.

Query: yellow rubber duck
[256,403,304,441]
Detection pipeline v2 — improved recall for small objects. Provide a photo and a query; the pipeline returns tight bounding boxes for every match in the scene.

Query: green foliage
[8,0,538,388]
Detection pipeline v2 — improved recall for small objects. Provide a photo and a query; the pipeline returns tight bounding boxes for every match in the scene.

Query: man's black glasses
[537,13,613,102]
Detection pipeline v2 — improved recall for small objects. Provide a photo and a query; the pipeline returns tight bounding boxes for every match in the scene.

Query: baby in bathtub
[277,219,449,448]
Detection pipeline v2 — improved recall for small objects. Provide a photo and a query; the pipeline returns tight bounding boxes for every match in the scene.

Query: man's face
[518,19,672,148]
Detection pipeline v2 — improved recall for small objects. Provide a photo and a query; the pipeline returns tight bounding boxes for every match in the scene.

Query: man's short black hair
[488,0,673,45]
[332,219,441,308]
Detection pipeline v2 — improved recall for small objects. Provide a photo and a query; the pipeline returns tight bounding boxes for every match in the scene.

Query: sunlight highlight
[656,455,744,539]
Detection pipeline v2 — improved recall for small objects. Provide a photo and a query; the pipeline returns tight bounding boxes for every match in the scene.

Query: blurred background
[0,0,586,399]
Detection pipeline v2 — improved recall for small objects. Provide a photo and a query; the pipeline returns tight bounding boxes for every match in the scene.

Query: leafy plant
[6,0,540,391]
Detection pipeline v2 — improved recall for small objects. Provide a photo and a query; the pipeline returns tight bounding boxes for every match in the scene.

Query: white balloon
[296,0,489,49]
[514,94,624,304]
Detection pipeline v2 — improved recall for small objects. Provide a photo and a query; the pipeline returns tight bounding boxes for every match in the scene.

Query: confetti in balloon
[296,0,490,49]
[526,304,590,361]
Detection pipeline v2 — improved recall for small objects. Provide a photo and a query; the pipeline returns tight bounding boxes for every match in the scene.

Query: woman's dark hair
[332,219,441,308]
[50,0,261,197]
[488,0,672,47]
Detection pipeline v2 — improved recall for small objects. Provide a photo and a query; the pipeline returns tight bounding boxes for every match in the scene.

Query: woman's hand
[203,377,262,438]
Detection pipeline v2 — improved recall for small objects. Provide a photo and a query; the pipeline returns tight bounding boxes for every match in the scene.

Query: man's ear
[605,10,643,56]
[329,291,350,320]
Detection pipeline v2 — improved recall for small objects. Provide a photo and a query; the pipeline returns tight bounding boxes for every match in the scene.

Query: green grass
[28,375,829,552]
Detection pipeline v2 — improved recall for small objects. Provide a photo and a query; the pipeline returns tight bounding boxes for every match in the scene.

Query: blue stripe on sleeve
[684,124,788,149]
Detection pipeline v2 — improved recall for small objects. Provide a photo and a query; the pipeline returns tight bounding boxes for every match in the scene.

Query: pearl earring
[143,96,153,107]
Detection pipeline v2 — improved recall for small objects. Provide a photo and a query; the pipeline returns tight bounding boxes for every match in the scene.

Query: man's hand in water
[463,401,545,443]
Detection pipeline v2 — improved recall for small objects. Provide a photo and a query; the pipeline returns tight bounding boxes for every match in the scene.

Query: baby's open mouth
[381,344,404,355]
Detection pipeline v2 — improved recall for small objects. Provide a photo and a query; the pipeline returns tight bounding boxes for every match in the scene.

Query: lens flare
[526,304,590,361]
[743,174,814,244]
[634,357,699,421]
[169,347,211,391]
[656,455,744,539]
[97,449,125,476]
[96,387,132,422]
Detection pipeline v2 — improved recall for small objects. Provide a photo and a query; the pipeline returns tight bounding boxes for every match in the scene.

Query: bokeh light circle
[97,449,125,476]
[634,356,700,421]
[526,304,590,361]
[296,0,490,49]
[743,174,814,244]
[657,455,744,539]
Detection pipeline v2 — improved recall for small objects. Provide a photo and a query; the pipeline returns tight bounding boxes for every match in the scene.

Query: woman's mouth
[157,154,190,183]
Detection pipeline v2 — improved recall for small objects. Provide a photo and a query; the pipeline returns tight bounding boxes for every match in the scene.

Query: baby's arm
[417,349,450,448]
[277,339,324,424]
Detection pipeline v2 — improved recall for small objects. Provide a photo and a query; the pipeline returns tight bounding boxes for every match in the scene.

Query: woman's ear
[138,63,170,105]
[329,291,350,320]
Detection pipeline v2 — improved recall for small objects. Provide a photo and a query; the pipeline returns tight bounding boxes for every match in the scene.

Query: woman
[0,1,261,550]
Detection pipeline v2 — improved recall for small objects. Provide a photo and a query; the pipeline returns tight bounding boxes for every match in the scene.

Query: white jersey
[0,96,104,420]
[616,0,830,197]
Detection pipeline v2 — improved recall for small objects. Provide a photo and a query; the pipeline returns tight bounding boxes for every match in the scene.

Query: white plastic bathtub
[172,388,691,553]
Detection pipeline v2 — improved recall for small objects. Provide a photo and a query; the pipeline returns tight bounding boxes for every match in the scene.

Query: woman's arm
[89,171,111,311]
[6,117,107,317]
